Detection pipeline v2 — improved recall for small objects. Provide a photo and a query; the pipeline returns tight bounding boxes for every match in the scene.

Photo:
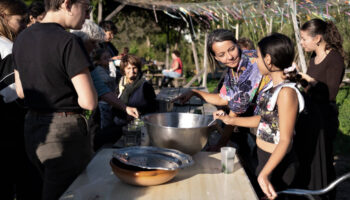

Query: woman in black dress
[296,18,345,199]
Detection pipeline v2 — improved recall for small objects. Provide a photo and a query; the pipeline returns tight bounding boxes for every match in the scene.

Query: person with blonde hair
[0,0,27,42]
[0,1,43,199]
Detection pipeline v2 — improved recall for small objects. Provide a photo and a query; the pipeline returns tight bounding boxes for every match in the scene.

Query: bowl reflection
[110,158,178,186]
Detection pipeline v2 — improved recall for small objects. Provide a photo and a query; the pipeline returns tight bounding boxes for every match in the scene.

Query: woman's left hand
[298,72,315,83]
[257,173,277,200]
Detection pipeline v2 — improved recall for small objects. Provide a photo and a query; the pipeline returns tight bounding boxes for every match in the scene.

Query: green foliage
[207,78,220,93]
[334,86,350,155]
[337,86,350,136]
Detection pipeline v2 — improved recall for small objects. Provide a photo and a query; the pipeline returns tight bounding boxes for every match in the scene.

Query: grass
[185,77,220,93]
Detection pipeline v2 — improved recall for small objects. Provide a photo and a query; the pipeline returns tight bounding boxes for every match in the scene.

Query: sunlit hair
[70,19,105,42]
[301,18,344,58]
[207,29,238,69]
[120,54,142,76]
[44,0,78,11]
[258,33,294,71]
[258,33,307,87]
[0,0,27,41]
[237,37,255,50]
[172,50,180,57]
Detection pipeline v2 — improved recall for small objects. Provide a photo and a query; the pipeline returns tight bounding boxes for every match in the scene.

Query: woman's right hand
[258,173,277,199]
[213,110,235,125]
[126,106,139,119]
[213,110,226,119]
[171,90,194,104]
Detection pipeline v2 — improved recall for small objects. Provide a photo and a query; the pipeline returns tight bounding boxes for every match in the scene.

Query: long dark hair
[25,1,45,24]
[301,18,344,58]
[258,33,306,86]
[0,0,27,41]
[258,33,294,71]
[207,29,238,69]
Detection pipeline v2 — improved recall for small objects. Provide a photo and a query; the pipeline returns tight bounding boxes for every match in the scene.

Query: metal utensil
[142,113,214,155]
[208,112,225,126]
[207,118,216,126]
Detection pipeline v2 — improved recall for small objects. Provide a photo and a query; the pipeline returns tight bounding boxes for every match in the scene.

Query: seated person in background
[25,1,46,27]
[161,50,183,87]
[92,48,116,129]
[237,37,256,58]
[237,37,255,51]
[114,55,157,126]
[71,20,139,151]
[116,46,129,59]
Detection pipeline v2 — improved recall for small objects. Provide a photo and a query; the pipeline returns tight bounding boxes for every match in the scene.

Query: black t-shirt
[13,23,92,112]
[100,42,118,57]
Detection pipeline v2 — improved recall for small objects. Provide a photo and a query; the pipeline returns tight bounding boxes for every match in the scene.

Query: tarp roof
[113,0,350,30]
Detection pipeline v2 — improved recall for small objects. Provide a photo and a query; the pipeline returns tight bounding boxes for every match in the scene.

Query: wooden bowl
[110,158,178,186]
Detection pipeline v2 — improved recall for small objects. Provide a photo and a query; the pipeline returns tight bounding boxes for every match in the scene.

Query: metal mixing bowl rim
[141,112,215,129]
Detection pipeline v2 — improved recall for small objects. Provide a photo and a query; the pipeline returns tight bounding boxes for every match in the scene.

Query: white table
[60,149,258,200]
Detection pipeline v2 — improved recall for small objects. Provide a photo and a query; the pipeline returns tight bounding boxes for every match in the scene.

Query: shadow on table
[166,153,243,184]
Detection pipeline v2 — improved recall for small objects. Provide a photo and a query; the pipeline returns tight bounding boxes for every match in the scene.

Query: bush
[337,86,350,135]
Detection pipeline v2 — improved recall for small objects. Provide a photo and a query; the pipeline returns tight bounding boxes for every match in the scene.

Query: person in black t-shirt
[13,0,97,199]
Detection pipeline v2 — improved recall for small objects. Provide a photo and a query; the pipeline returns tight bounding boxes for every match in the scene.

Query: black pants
[1,145,42,200]
[1,101,42,200]
[24,111,92,200]
[256,147,299,199]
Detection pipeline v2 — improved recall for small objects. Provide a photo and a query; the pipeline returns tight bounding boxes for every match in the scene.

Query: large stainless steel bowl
[142,113,215,155]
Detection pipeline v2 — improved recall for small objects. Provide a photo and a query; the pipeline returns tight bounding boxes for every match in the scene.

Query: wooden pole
[105,3,126,21]
[280,8,284,31]
[185,69,204,88]
[90,12,93,21]
[202,32,208,88]
[269,17,273,34]
[97,0,103,23]
[222,14,225,28]
[235,23,239,39]
[191,36,200,82]
[288,0,307,73]
[165,23,170,69]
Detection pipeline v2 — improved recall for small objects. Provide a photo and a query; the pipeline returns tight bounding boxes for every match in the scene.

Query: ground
[335,155,350,200]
